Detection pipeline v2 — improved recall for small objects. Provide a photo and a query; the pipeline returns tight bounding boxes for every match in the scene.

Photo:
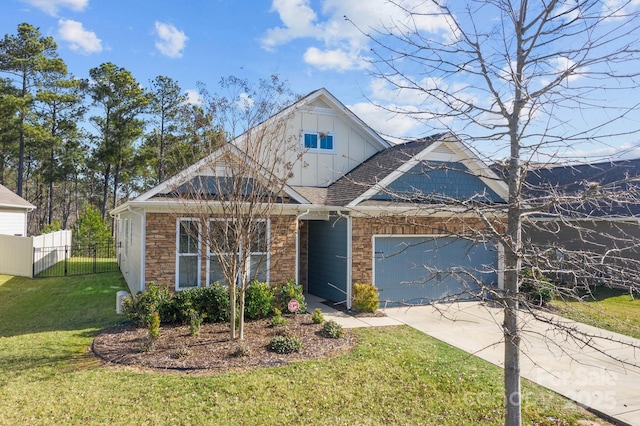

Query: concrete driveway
[311,297,640,426]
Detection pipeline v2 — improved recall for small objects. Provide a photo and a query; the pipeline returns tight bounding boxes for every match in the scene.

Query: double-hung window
[207,219,269,286]
[303,131,334,152]
[176,219,201,290]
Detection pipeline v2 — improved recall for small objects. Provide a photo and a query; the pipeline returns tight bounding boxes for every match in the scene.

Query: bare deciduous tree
[172,76,301,340]
[351,1,640,424]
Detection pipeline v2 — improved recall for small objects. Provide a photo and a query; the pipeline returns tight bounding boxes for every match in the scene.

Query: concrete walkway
[307,295,640,426]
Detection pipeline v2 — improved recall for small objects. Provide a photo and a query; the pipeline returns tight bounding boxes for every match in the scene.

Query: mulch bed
[92,314,356,374]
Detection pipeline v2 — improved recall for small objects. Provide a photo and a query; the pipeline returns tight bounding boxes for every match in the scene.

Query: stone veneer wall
[351,215,499,285]
[145,213,178,288]
[268,215,298,284]
[144,213,298,290]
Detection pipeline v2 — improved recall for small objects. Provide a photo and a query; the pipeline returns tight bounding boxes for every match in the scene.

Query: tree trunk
[229,286,237,340]
[239,291,245,340]
[101,164,111,219]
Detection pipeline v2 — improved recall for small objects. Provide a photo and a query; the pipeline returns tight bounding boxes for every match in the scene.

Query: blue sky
[2,0,640,162]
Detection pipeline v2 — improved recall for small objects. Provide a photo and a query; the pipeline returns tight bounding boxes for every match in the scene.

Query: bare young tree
[351,1,640,424]
[171,76,301,340]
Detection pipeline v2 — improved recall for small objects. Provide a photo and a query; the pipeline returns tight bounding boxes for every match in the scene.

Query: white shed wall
[0,209,27,236]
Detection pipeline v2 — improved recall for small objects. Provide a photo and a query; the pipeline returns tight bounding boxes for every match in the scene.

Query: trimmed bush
[352,283,379,313]
[269,335,302,354]
[188,309,205,336]
[311,308,324,324]
[520,268,554,306]
[169,288,200,323]
[148,311,160,340]
[122,282,172,325]
[321,320,345,339]
[199,283,230,323]
[245,281,274,319]
[122,283,230,326]
[273,279,307,314]
[232,343,252,358]
[271,308,288,327]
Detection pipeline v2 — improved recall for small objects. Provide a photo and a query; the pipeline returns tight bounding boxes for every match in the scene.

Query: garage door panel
[374,236,497,305]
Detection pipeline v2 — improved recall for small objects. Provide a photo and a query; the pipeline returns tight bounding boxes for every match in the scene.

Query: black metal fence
[34,242,119,278]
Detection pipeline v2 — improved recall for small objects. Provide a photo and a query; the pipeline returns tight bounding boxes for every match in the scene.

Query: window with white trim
[303,131,334,151]
[207,219,269,286]
[176,219,201,290]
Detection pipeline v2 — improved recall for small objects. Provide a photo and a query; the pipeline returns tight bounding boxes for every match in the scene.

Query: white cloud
[154,22,188,59]
[349,101,429,141]
[184,89,203,106]
[57,19,102,54]
[262,0,452,71]
[262,0,319,50]
[303,47,367,72]
[21,0,87,16]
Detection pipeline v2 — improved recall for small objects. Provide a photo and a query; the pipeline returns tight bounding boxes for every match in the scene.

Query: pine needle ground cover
[0,274,604,425]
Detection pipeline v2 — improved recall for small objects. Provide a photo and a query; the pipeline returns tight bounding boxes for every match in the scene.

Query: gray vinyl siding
[373,161,502,203]
[307,215,348,303]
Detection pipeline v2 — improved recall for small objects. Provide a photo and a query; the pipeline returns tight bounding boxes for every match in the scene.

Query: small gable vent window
[303,131,334,152]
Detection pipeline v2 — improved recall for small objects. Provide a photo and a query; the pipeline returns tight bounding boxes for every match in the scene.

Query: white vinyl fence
[0,230,72,278]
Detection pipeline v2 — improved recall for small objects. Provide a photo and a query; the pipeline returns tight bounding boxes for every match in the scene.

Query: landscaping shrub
[148,311,160,339]
[169,288,200,323]
[199,283,230,323]
[311,308,324,324]
[271,308,288,327]
[268,335,302,354]
[188,309,205,336]
[520,268,555,306]
[232,343,252,358]
[245,281,274,319]
[352,283,380,313]
[122,282,172,325]
[321,320,345,338]
[273,279,307,314]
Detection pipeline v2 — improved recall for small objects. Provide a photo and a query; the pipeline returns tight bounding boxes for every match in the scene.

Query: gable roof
[0,184,35,210]
[126,88,390,207]
[524,159,640,217]
[292,133,509,207]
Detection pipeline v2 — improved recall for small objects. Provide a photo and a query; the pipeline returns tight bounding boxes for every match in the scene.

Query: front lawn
[0,274,605,425]
[553,286,640,339]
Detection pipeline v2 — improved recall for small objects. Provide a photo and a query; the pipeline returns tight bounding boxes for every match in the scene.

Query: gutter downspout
[295,209,310,290]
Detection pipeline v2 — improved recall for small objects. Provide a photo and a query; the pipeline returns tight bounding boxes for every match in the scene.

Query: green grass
[0,274,603,425]
[35,257,119,277]
[553,286,640,339]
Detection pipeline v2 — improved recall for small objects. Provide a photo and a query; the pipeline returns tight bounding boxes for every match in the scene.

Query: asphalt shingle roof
[322,135,442,206]
[0,184,35,209]
[524,159,640,217]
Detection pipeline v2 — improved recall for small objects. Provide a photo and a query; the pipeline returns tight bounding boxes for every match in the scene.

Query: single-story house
[523,159,640,285]
[0,183,35,237]
[111,88,508,307]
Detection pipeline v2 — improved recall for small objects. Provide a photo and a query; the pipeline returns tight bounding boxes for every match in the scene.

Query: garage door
[373,236,498,305]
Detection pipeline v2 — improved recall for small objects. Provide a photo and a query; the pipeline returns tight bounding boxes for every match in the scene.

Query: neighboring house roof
[0,184,35,210]
[524,159,640,217]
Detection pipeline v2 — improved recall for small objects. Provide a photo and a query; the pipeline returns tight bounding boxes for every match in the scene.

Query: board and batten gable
[287,95,385,188]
